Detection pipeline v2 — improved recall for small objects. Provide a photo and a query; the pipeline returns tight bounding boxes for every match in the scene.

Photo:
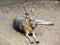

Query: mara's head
[24,7,36,27]
[23,7,37,29]
[25,15,36,28]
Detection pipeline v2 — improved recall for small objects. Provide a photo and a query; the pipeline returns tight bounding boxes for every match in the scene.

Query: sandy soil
[0,1,60,45]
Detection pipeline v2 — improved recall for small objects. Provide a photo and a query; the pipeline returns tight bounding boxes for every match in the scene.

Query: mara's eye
[29,19,33,21]
[29,19,32,21]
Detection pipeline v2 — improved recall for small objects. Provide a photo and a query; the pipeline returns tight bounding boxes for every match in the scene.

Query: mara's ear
[23,7,32,22]
[30,8,34,14]
[23,7,33,21]
[23,7,29,16]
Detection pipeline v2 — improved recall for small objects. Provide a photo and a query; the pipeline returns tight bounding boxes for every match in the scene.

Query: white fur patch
[36,19,53,25]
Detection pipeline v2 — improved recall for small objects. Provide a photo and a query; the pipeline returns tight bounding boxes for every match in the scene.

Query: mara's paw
[36,41,39,43]
[30,41,34,44]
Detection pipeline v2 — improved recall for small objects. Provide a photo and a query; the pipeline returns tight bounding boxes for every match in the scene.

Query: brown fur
[23,20,35,34]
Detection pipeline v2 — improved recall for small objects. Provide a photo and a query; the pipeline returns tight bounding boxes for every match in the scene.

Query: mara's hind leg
[36,19,54,25]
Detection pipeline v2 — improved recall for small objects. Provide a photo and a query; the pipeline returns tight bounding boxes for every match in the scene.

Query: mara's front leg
[25,32,34,44]
[32,31,39,43]
[23,24,34,44]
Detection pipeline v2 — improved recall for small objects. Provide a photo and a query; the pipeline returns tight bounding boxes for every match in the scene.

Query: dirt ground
[0,1,60,45]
